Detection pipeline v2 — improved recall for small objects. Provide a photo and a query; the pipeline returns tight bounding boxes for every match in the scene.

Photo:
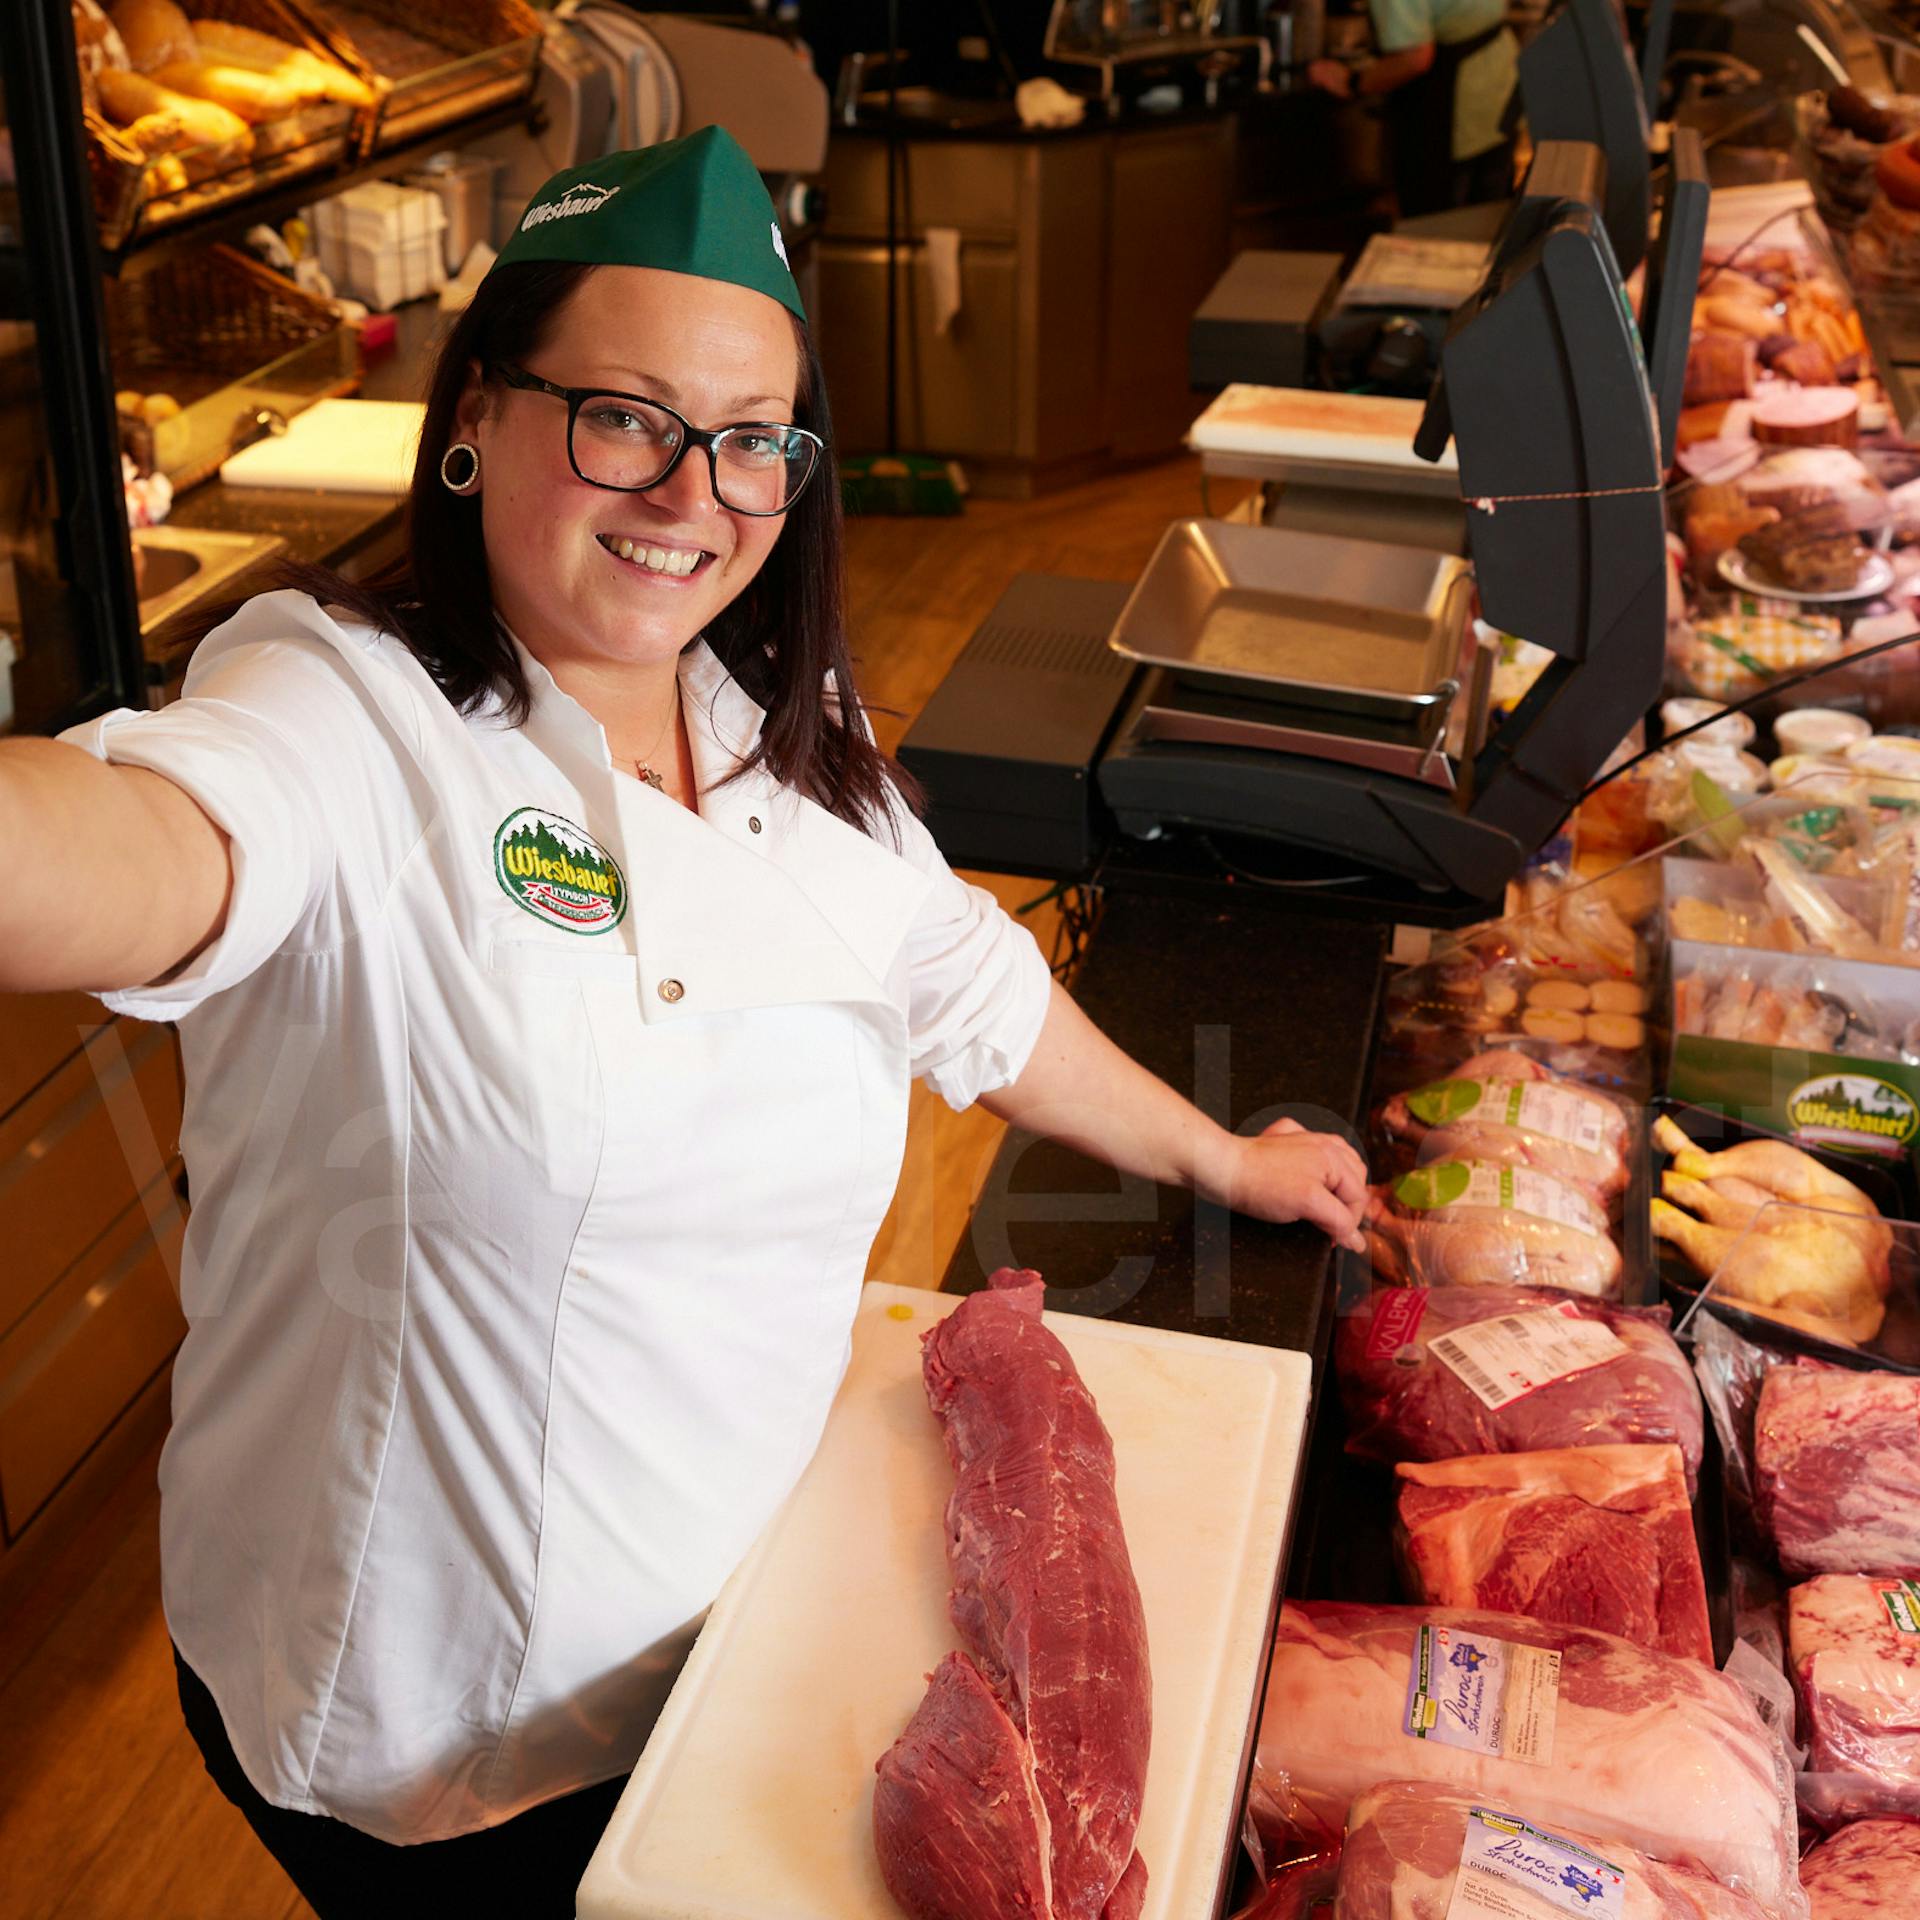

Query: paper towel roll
[925,226,962,337]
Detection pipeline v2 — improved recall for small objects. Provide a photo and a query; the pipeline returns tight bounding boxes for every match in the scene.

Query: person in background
[1309,0,1519,216]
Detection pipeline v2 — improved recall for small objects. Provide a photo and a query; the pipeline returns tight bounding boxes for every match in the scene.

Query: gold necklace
[633,684,679,792]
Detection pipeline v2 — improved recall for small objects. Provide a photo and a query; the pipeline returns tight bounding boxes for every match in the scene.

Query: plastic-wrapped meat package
[1337,1286,1703,1492]
[1362,1161,1624,1296]
[1798,1817,1920,1918]
[1755,1368,1920,1576]
[1377,1049,1633,1199]
[1225,1850,1340,1920]
[1250,1602,1805,1919]
[1788,1575,1920,1819]
[1332,1781,1774,1919]
[1394,1444,1715,1663]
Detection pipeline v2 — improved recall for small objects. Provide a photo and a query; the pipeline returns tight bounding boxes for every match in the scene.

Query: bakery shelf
[100,96,539,280]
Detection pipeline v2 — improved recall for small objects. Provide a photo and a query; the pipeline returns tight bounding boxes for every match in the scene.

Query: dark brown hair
[165,262,921,839]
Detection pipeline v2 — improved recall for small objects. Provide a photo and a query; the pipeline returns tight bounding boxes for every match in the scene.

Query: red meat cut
[1336,1286,1704,1492]
[1788,1575,1920,1815]
[1799,1816,1920,1918]
[1394,1444,1715,1663]
[873,1269,1151,1920]
[1755,1368,1920,1576]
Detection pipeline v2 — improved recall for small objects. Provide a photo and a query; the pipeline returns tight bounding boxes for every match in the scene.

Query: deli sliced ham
[1393,1444,1715,1664]
[1333,1781,1774,1920]
[873,1270,1151,1920]
[1250,1602,1804,1918]
[1788,1574,1920,1813]
[1752,384,1861,449]
[1335,1287,1704,1490]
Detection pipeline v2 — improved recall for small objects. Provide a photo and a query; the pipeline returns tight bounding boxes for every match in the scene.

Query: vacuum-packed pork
[1789,1574,1920,1812]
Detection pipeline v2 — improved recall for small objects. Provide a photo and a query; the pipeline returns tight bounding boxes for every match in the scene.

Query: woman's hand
[1215,1116,1369,1252]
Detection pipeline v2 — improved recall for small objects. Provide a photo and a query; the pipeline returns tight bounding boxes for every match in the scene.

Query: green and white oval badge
[494,807,628,934]
[1406,1079,1486,1127]
[1787,1072,1919,1151]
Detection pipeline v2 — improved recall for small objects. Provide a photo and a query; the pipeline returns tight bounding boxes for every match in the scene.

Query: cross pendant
[638,766,664,792]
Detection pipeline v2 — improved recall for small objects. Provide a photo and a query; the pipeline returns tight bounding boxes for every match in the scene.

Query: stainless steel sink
[133,526,287,640]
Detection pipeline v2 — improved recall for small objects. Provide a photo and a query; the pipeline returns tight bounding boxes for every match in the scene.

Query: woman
[1310,0,1519,217]
[0,131,1367,1913]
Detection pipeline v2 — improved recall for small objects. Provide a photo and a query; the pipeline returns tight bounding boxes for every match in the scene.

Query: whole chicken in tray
[1379,1049,1632,1201]
[1648,1116,1893,1345]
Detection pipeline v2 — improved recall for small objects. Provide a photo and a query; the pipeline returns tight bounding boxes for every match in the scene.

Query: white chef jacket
[58,589,1051,1843]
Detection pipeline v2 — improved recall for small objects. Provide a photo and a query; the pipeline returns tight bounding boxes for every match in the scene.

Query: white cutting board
[219,398,425,493]
[576,1281,1312,1920]
[1188,383,1459,473]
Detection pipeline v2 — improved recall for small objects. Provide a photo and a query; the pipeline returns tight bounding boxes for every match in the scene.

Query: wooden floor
[0,454,1238,1918]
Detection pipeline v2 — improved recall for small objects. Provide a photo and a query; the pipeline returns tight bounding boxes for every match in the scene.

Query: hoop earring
[440,441,481,493]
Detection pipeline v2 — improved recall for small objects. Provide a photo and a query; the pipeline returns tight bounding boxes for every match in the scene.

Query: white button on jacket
[59,590,1052,1843]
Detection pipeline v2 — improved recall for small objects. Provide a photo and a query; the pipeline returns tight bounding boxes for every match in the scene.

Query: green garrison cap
[491,126,804,319]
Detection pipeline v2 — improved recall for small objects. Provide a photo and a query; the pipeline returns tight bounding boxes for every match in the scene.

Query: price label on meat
[1393,1163,1606,1237]
[1428,1305,1629,1411]
[1445,1809,1627,1920]
[1404,1625,1561,1765]
[1878,1578,1920,1634]
[1406,1079,1610,1157]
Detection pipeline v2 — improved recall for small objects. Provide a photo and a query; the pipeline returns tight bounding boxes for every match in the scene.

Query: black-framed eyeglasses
[490,362,822,516]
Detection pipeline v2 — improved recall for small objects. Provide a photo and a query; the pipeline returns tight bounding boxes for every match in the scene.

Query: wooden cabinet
[817,117,1234,496]
[0,999,185,1550]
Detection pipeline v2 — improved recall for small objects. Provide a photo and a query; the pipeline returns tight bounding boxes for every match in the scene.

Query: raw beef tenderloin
[1336,1286,1703,1490]
[1755,1369,1920,1576]
[1251,1602,1803,1918]
[1789,1575,1920,1813]
[1333,1781,1774,1919]
[1394,1444,1715,1663]
[873,1270,1151,1920]
[1799,1817,1920,1918]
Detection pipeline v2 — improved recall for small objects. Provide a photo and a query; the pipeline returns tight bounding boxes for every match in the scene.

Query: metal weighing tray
[1108,518,1475,723]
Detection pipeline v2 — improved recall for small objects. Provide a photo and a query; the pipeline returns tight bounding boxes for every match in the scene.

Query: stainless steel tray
[1107,518,1475,722]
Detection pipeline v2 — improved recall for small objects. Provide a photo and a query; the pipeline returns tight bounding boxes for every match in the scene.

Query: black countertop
[941,889,1387,1368]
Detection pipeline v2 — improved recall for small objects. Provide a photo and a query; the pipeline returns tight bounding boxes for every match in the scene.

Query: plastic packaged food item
[1330,1782,1776,1920]
[1394,1444,1715,1662]
[1796,1815,1920,1915]
[1756,1367,1920,1575]
[1775,709,1873,757]
[1846,734,1920,802]
[1249,1603,1806,1918]
[1377,1049,1633,1200]
[1664,697,1757,749]
[1788,1575,1920,1819]
[1335,1286,1703,1490]
[1363,1161,1623,1297]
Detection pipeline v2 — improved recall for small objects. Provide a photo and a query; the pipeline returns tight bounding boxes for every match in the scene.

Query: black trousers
[174,1646,629,1918]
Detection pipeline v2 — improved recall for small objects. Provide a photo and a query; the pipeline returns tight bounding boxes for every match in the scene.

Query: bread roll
[153,56,302,121]
[109,0,197,73]
[190,19,376,108]
[97,65,250,154]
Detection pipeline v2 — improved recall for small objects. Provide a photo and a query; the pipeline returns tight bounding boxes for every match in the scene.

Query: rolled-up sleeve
[55,616,416,1023]
[890,805,1054,1111]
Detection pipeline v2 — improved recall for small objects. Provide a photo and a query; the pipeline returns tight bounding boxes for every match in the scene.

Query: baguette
[152,56,303,121]
[97,65,251,153]
[108,0,197,72]
[190,18,376,108]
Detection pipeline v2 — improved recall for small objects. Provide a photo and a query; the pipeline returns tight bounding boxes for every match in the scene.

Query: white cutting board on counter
[576,1281,1312,1920]
[219,398,424,493]
[1188,383,1459,473]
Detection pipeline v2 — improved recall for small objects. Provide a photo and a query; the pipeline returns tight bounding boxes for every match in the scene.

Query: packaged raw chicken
[1797,1816,1920,1916]
[1335,1285,1704,1490]
[1363,1161,1623,1297]
[1789,1575,1920,1820]
[1249,1603,1805,1918]
[1378,1049,1634,1200]
[1393,1445,1715,1663]
[1331,1781,1776,1919]
[1756,1367,1920,1575]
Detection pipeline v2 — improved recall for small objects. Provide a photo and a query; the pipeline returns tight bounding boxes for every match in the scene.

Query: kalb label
[1428,1304,1629,1412]
[1445,1809,1627,1920]
[1406,1079,1609,1158]
[1365,1287,1431,1359]
[1393,1162,1604,1236]
[1879,1578,1920,1634]
[1405,1625,1560,1766]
